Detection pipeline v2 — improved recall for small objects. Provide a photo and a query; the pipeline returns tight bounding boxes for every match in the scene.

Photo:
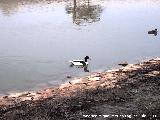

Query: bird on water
[148,29,158,36]
[69,56,91,66]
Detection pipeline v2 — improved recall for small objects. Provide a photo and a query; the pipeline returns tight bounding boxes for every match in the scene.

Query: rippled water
[0,0,160,94]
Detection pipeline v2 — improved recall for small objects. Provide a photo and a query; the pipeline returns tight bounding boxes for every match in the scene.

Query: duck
[69,56,91,66]
[148,29,158,36]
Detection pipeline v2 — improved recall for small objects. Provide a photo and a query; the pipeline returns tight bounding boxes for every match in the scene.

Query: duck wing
[69,60,89,66]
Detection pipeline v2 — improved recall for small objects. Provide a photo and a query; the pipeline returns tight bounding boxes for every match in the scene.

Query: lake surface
[0,0,160,94]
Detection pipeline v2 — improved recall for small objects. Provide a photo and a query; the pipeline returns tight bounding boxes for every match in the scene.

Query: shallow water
[0,0,160,94]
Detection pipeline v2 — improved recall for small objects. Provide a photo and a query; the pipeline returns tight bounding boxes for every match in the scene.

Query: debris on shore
[0,58,160,119]
[118,61,128,67]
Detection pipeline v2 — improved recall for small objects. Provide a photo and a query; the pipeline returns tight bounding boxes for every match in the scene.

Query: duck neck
[85,58,88,62]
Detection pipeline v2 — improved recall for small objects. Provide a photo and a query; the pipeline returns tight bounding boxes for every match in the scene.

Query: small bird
[148,29,158,36]
[69,56,91,66]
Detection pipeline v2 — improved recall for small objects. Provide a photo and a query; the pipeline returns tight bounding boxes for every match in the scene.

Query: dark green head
[84,56,90,62]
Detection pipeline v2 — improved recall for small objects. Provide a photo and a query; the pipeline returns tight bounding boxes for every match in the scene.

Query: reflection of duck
[148,29,158,36]
[69,56,91,66]
[84,65,89,72]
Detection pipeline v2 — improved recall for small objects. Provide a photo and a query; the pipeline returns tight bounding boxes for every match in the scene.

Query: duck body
[69,56,90,66]
[148,29,158,35]
[69,60,88,66]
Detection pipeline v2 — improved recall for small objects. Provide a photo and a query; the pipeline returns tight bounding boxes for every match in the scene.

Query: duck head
[84,56,91,62]
[154,29,158,36]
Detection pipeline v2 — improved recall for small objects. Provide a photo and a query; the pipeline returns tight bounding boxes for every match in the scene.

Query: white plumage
[69,56,90,66]
[69,60,88,66]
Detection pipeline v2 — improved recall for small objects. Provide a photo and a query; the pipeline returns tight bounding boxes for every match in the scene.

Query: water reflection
[0,0,62,15]
[0,0,20,15]
[0,0,160,93]
[0,0,103,24]
[84,65,89,72]
[65,0,103,25]
[69,64,90,72]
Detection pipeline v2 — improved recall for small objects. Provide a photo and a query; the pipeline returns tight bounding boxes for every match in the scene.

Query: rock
[67,76,72,79]
[146,71,160,77]
[118,61,128,67]
[89,77,101,81]
[31,97,34,100]
[151,71,160,75]
[3,96,8,99]
[36,92,42,94]
[69,79,83,84]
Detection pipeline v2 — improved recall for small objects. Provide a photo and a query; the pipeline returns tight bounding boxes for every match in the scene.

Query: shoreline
[0,57,151,98]
[1,58,160,119]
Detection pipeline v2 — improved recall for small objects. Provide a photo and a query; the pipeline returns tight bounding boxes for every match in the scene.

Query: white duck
[69,56,91,66]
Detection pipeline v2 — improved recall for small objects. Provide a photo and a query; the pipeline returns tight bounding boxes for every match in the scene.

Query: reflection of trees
[0,0,103,20]
[0,0,61,16]
[66,0,103,25]
[0,0,20,15]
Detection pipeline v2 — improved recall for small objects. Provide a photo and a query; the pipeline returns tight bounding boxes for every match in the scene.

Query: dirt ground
[0,58,160,120]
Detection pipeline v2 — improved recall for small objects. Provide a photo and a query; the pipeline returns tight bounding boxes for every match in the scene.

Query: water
[0,0,160,94]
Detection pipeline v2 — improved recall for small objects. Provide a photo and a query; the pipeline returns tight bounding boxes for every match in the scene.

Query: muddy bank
[0,58,160,119]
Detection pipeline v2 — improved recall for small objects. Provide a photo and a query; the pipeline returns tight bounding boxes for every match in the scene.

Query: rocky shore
[0,58,160,119]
